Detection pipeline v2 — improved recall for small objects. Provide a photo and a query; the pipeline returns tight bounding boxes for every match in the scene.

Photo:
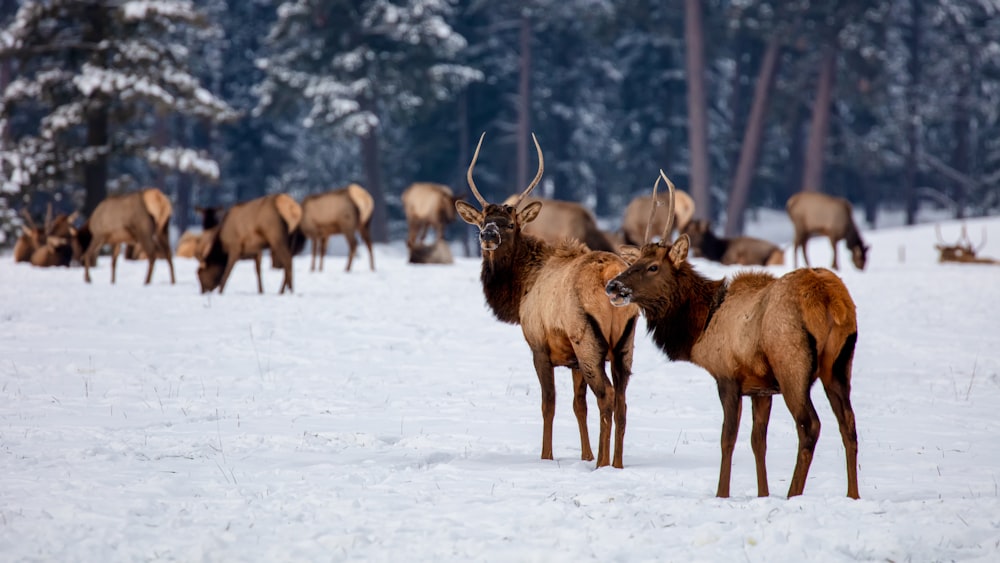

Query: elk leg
[715,378,742,497]
[217,250,242,294]
[531,351,556,462]
[822,378,859,499]
[344,233,357,272]
[785,391,821,498]
[361,223,375,271]
[82,235,107,284]
[830,237,840,270]
[609,322,635,469]
[111,244,121,284]
[253,254,264,294]
[310,237,318,272]
[319,237,328,272]
[158,229,176,284]
[570,369,594,462]
[750,395,773,497]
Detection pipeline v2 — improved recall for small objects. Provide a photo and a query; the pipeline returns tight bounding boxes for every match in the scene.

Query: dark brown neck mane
[642,263,725,362]
[480,234,552,325]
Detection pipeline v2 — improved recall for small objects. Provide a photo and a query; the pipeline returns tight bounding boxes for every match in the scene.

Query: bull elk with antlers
[78,188,176,285]
[935,224,999,265]
[14,205,79,267]
[786,191,869,271]
[455,133,639,469]
[606,171,860,498]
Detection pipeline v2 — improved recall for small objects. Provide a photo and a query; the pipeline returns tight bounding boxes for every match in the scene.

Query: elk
[174,207,223,259]
[605,170,860,499]
[197,193,303,294]
[14,205,78,266]
[402,182,462,248]
[300,184,375,273]
[682,219,784,266]
[786,191,869,270]
[621,189,696,246]
[455,133,639,469]
[501,196,616,252]
[77,188,175,284]
[408,238,454,265]
[935,224,999,265]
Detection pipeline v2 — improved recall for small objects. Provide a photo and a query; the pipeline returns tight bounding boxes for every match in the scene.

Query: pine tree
[0,1,239,225]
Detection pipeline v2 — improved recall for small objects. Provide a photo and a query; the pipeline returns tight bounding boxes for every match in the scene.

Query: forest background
[1,0,998,246]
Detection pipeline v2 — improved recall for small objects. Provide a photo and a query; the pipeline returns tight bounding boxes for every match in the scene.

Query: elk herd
[8,134,996,499]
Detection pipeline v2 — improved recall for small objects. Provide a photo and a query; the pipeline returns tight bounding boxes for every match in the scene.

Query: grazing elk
[605,171,860,499]
[502,196,616,252]
[300,184,375,273]
[621,189,696,246]
[455,133,639,469]
[402,182,462,248]
[78,188,176,285]
[682,219,784,266]
[935,224,999,265]
[197,193,304,294]
[786,191,869,271]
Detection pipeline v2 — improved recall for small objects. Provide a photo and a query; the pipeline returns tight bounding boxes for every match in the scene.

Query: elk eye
[647,264,659,273]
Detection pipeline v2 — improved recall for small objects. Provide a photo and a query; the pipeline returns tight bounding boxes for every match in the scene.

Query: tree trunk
[724,38,780,237]
[684,0,711,220]
[516,13,532,192]
[82,5,108,217]
[801,48,836,194]
[904,0,922,225]
[360,97,388,243]
[950,53,970,219]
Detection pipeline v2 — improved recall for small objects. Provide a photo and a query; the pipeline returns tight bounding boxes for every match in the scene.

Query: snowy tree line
[1,0,999,246]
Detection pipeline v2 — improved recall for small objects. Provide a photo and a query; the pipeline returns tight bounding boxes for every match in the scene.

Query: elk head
[606,170,681,308]
[455,133,544,258]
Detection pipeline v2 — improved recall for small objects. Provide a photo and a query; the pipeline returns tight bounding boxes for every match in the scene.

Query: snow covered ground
[1,214,999,562]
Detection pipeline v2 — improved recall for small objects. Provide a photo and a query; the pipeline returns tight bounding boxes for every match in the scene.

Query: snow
[1,215,1000,561]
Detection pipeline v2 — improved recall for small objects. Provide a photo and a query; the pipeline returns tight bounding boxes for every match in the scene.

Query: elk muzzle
[480,222,501,251]
[605,279,633,307]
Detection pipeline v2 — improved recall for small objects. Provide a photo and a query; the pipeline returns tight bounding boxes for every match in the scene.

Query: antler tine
[657,169,676,245]
[20,208,37,231]
[466,132,489,208]
[513,133,545,208]
[935,224,945,245]
[959,224,973,249]
[642,174,662,246]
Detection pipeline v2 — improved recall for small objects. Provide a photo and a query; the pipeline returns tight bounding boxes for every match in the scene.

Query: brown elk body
[402,182,461,248]
[300,184,375,273]
[935,224,1000,265]
[79,188,176,284]
[605,172,860,499]
[197,194,303,294]
[407,238,454,264]
[173,207,223,259]
[683,219,784,266]
[456,133,639,469]
[621,189,696,246]
[14,206,78,266]
[502,196,616,253]
[786,191,869,270]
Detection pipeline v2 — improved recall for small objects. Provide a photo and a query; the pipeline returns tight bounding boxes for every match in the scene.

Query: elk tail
[142,188,173,234]
[347,183,375,227]
[274,193,303,232]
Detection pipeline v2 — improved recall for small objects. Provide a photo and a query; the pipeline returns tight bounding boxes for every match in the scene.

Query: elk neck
[644,265,727,362]
[480,234,551,325]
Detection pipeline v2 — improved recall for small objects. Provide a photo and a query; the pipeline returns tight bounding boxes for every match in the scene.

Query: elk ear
[669,234,690,266]
[617,245,641,265]
[518,200,543,225]
[455,200,482,225]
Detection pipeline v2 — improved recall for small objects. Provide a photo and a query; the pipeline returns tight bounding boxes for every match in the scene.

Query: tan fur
[503,196,615,252]
[273,193,303,232]
[402,182,459,247]
[174,231,201,258]
[300,184,375,273]
[80,189,175,284]
[407,238,454,264]
[606,233,860,499]
[621,189,696,246]
[786,191,868,270]
[13,227,39,263]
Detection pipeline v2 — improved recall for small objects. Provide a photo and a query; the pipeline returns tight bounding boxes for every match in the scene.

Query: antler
[642,174,662,245]
[44,203,53,234]
[658,169,676,245]
[935,224,946,245]
[511,133,544,209]
[466,132,489,208]
[20,208,37,231]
